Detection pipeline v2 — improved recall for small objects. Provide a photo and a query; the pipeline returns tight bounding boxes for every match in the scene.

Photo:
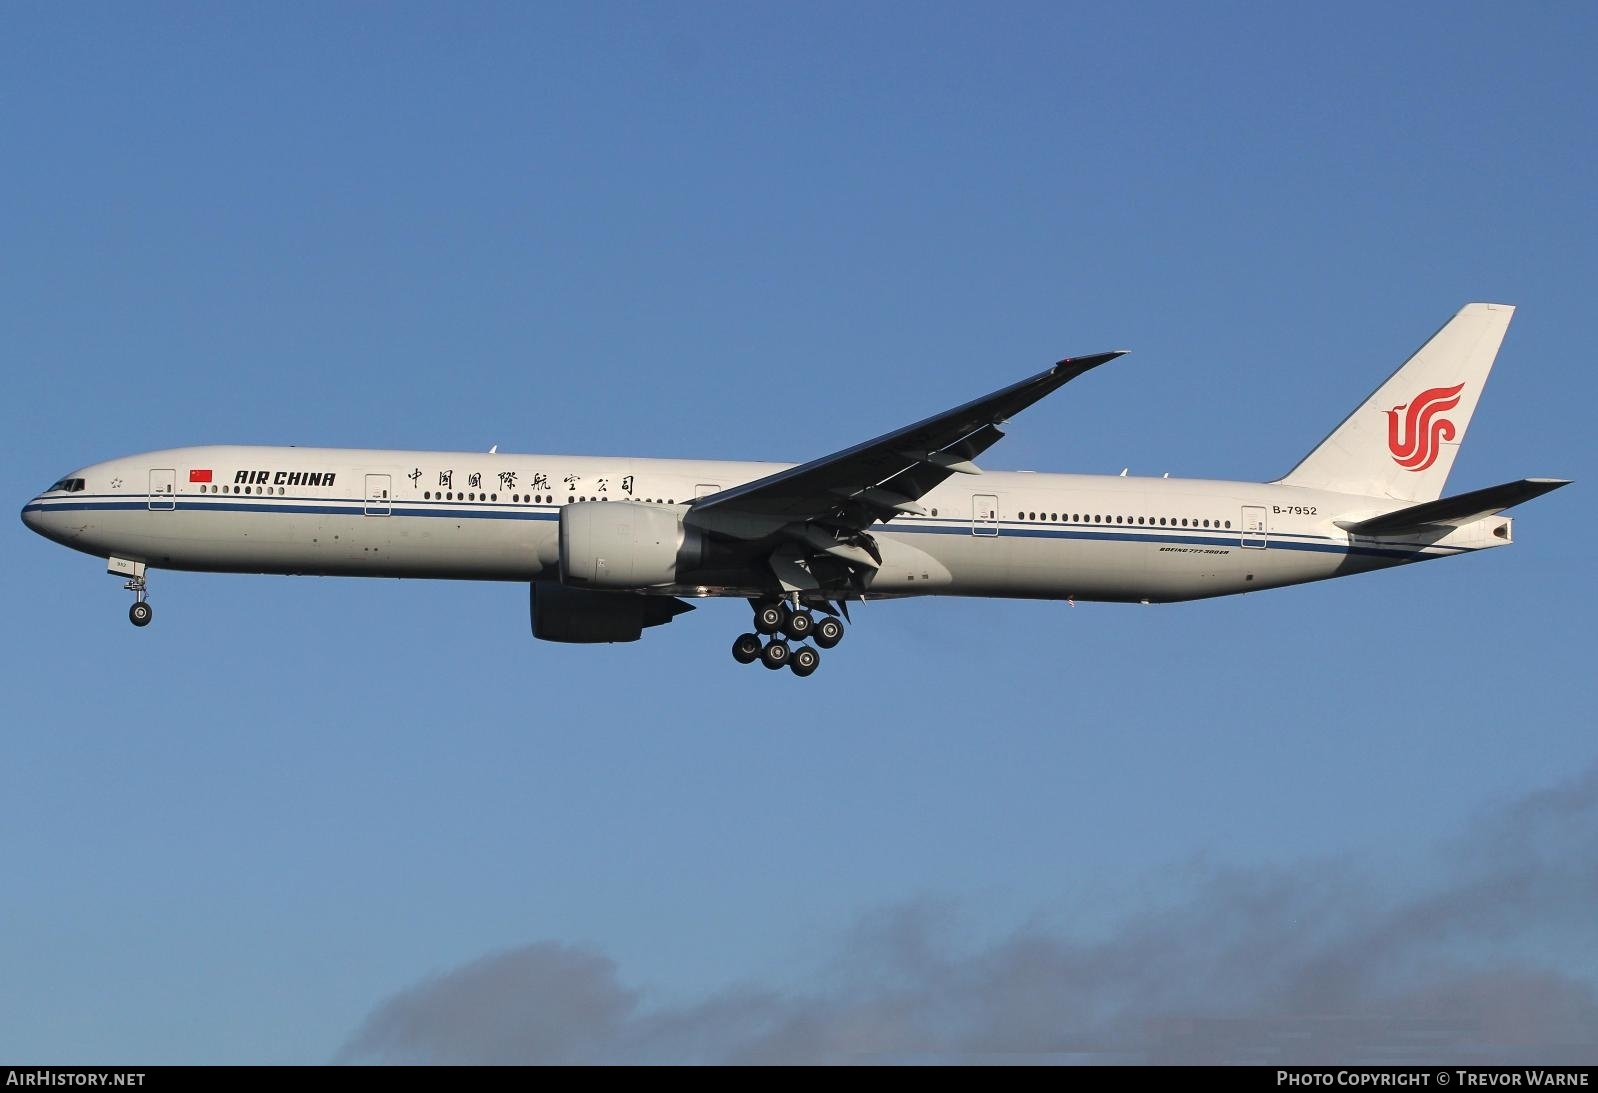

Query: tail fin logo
[1384,383,1464,472]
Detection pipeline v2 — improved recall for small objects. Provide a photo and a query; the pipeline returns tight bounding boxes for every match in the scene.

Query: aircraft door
[694,483,720,500]
[972,493,999,536]
[148,468,176,511]
[365,474,392,516]
[1241,505,1267,548]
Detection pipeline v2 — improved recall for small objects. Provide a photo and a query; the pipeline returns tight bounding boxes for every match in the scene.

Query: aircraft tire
[129,602,153,627]
[754,604,784,635]
[760,639,790,670]
[814,617,843,649]
[782,610,813,640]
[790,646,820,677]
[732,633,763,664]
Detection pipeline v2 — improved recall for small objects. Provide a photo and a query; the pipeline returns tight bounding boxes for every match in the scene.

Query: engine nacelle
[558,501,703,589]
[530,581,693,643]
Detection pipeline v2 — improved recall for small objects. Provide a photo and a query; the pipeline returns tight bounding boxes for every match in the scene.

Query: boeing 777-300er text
[22,303,1569,677]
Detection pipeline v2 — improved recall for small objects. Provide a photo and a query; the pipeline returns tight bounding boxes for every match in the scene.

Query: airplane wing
[684,351,1125,593]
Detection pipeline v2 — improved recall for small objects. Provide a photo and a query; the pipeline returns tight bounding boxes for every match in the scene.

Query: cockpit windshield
[46,477,86,493]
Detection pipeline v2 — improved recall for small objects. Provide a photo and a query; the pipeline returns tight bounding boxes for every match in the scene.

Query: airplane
[21,303,1568,677]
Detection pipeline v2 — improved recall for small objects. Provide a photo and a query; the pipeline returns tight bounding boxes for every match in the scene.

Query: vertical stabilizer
[1276,303,1514,503]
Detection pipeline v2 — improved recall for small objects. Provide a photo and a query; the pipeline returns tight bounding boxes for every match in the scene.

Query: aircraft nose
[20,498,43,534]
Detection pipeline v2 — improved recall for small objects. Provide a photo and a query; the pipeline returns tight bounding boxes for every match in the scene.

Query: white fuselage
[20,445,1510,604]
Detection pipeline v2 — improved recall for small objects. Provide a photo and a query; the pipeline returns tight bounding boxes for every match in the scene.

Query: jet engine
[529,581,693,643]
[558,501,704,589]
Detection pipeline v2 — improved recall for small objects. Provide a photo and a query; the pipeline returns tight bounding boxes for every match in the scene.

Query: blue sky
[3,3,1594,1063]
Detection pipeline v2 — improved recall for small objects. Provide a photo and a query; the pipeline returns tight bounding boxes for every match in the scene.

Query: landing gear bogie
[736,604,842,677]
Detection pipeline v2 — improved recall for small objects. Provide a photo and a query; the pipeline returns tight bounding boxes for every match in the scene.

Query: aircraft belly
[897,527,1149,600]
[889,524,1397,603]
[1139,539,1262,601]
[64,508,551,581]
[1142,537,1396,601]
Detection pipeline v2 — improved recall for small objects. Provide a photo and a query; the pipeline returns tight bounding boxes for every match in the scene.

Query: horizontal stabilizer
[1337,478,1570,537]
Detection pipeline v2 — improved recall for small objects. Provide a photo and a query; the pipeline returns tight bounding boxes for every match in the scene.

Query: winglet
[1054,350,1128,372]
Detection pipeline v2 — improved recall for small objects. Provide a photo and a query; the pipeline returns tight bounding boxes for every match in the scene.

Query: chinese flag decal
[189,469,213,483]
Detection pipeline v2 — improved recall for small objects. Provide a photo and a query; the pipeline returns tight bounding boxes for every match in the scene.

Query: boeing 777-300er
[22,303,1569,677]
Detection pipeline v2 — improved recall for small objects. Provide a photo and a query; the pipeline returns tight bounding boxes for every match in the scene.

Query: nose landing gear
[110,558,153,628]
[126,573,152,627]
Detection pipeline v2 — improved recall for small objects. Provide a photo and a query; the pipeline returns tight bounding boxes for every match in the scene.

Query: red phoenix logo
[1385,383,1464,472]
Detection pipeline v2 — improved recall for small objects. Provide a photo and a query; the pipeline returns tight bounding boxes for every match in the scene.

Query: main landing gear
[732,599,843,678]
